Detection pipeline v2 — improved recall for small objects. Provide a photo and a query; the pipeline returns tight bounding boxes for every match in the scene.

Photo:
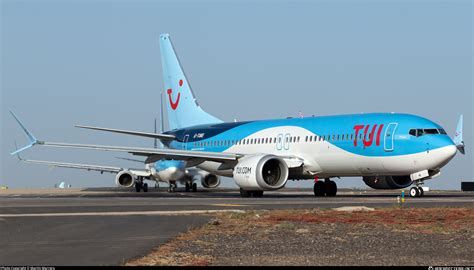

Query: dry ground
[126,207,474,266]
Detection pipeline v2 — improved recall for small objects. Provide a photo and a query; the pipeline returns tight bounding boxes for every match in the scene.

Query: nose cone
[435,144,457,169]
[444,144,457,160]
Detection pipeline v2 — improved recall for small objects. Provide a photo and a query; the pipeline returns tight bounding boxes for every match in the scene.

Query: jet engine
[201,173,221,188]
[115,170,135,188]
[362,175,413,189]
[233,154,289,190]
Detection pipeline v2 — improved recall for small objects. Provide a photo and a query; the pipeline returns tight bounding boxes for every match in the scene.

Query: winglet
[14,141,24,161]
[10,111,41,155]
[453,114,465,155]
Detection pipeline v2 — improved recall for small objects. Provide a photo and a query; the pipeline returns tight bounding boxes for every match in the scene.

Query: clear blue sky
[1,0,472,189]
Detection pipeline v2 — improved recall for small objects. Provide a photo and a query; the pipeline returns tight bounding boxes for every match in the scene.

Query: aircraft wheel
[135,182,142,192]
[252,191,264,197]
[326,181,337,197]
[417,187,424,197]
[142,183,148,192]
[185,182,190,192]
[410,187,420,198]
[192,183,198,192]
[240,188,251,198]
[313,181,326,197]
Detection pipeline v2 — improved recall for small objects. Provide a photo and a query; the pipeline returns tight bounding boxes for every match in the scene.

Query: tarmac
[1,187,473,265]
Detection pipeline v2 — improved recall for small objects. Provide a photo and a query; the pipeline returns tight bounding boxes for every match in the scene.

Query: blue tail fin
[159,34,222,130]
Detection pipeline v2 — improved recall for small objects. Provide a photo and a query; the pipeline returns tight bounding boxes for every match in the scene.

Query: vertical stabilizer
[159,34,222,130]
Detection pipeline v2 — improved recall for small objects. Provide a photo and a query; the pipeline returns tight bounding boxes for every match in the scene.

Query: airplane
[11,97,221,193]
[15,150,220,193]
[11,33,465,198]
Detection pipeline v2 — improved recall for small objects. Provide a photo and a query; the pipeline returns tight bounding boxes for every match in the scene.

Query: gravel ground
[126,207,474,266]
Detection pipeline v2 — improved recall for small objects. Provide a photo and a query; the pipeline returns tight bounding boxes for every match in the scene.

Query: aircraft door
[183,134,189,150]
[384,123,398,152]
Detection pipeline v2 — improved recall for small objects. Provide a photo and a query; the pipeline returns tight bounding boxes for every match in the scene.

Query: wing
[11,111,301,169]
[19,158,153,178]
[75,125,175,141]
[20,158,123,174]
[39,141,240,165]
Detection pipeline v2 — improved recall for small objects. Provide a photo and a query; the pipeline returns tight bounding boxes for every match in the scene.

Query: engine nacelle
[115,170,135,188]
[201,173,221,188]
[233,154,289,191]
[363,175,413,189]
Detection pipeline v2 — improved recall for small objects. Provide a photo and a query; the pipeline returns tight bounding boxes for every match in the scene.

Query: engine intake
[363,175,413,189]
[201,174,221,188]
[115,171,135,188]
[233,154,289,190]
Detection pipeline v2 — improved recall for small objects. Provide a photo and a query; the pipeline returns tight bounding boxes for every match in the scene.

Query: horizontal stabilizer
[75,125,175,140]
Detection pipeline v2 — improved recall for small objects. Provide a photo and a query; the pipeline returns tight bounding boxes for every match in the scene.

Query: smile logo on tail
[167,79,183,110]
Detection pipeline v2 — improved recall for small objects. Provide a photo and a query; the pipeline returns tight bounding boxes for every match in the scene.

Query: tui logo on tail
[167,79,183,110]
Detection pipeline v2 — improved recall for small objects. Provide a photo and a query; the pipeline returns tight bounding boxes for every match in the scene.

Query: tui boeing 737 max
[11,34,465,198]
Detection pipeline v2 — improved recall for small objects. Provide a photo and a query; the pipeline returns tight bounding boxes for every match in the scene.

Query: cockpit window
[409,128,445,137]
[423,129,439,135]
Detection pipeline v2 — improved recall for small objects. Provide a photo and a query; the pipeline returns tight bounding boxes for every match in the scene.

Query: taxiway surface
[1,188,472,265]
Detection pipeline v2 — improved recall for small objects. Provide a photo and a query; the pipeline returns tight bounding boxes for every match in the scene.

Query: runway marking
[211,203,247,207]
[0,209,246,218]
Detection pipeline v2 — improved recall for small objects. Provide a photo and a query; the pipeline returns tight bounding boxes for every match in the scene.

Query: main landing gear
[134,177,148,193]
[239,189,264,198]
[185,182,198,192]
[313,178,337,197]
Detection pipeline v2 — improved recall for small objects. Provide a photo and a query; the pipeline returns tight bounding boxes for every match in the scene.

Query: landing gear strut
[313,178,337,197]
[185,182,190,192]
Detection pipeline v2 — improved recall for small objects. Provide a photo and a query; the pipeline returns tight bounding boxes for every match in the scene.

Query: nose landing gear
[409,186,425,198]
[168,181,177,193]
[409,181,425,198]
